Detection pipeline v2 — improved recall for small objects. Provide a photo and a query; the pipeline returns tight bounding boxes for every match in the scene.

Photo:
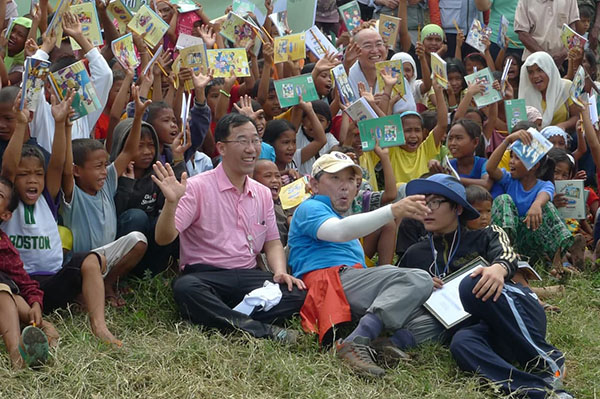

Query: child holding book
[296,100,339,176]
[426,59,467,111]
[1,91,121,346]
[60,86,150,308]
[486,129,577,270]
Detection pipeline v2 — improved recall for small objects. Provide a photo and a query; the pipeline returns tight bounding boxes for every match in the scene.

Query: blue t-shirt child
[449,156,488,178]
[497,170,555,217]
[288,195,366,279]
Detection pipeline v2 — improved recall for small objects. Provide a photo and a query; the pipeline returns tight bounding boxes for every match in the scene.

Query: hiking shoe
[270,326,300,345]
[18,326,49,369]
[336,336,385,377]
[370,337,411,367]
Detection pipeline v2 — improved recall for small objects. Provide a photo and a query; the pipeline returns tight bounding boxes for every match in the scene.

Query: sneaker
[270,326,300,345]
[336,336,386,377]
[550,391,574,399]
[370,337,411,367]
[18,326,49,369]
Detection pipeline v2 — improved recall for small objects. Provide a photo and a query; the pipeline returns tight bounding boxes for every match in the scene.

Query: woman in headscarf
[519,51,578,130]
[391,41,432,108]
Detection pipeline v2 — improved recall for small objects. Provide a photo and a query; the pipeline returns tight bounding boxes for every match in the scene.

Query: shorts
[92,232,146,277]
[32,252,102,313]
[0,271,19,297]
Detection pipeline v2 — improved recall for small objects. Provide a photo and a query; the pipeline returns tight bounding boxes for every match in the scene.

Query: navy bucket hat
[405,174,480,220]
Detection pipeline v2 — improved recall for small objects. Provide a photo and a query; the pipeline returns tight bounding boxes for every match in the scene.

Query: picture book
[20,57,51,111]
[206,48,251,78]
[378,14,400,48]
[269,11,289,37]
[590,94,599,125]
[442,155,461,180]
[497,15,509,49]
[143,46,163,76]
[180,43,208,90]
[358,114,405,151]
[232,0,256,16]
[127,5,169,48]
[430,52,448,89]
[465,19,492,53]
[273,74,319,108]
[561,23,587,50]
[344,97,378,123]
[171,0,201,13]
[338,1,361,33]
[279,176,311,210]
[219,12,257,48]
[331,64,357,105]
[107,0,133,33]
[305,25,338,59]
[504,99,527,133]
[49,60,101,121]
[555,180,586,219]
[463,68,502,108]
[570,65,586,107]
[509,128,553,170]
[111,33,140,69]
[500,57,512,96]
[274,33,306,63]
[45,0,69,48]
[375,60,406,97]
[69,2,103,51]
[287,0,317,34]
[175,33,205,50]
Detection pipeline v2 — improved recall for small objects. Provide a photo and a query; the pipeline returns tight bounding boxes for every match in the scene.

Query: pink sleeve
[175,180,200,233]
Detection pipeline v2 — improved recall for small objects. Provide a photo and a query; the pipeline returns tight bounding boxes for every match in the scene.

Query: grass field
[1,271,599,399]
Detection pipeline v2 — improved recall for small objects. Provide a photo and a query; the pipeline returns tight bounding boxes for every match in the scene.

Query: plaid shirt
[0,229,44,308]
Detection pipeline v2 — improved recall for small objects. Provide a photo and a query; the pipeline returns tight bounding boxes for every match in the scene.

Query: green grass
[1,272,599,399]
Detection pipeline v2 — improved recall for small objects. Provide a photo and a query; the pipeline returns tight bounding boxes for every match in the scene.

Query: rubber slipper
[18,326,49,369]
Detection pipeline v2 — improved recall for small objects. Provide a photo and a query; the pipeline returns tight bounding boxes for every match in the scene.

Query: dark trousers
[173,264,306,338]
[450,276,565,399]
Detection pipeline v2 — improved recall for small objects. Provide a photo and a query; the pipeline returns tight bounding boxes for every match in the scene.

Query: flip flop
[106,294,126,308]
[18,326,49,369]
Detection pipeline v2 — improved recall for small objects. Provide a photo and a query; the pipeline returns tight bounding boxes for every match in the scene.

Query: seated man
[399,174,571,399]
[153,113,306,343]
[287,151,434,377]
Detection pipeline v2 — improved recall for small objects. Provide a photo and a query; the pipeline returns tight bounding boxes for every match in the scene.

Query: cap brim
[319,163,363,177]
[405,178,480,220]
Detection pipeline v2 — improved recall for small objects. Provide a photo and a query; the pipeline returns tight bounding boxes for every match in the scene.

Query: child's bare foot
[105,286,126,308]
[9,349,24,369]
[91,325,122,348]
[569,234,586,270]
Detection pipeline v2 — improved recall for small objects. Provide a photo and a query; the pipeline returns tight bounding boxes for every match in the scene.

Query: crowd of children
[0,0,598,397]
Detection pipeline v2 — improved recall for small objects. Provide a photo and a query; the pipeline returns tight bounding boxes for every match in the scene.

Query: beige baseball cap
[311,151,363,177]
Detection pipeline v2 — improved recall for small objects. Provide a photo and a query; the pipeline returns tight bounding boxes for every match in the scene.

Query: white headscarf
[519,52,571,128]
[391,52,420,104]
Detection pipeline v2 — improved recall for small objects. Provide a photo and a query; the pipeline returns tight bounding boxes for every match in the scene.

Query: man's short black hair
[72,139,106,167]
[214,113,256,143]
[0,176,19,212]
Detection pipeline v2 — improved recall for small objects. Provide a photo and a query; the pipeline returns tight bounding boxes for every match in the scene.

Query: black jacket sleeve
[485,225,519,279]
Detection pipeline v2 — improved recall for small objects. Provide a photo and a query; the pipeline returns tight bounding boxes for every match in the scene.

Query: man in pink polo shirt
[153,113,306,342]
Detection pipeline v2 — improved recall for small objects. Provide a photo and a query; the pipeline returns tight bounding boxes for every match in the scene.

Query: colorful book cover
[45,0,70,48]
[570,65,586,107]
[206,48,251,78]
[497,15,509,49]
[504,99,527,133]
[561,23,587,50]
[219,12,257,48]
[305,25,338,59]
[509,128,553,170]
[69,2,103,51]
[378,14,400,48]
[127,5,169,48]
[332,64,357,105]
[232,0,256,15]
[49,60,101,121]
[465,19,492,53]
[273,74,319,108]
[463,68,502,108]
[143,46,162,76]
[358,114,405,151]
[274,33,306,63]
[345,97,378,123]
[430,52,448,89]
[20,57,51,111]
[180,43,208,90]
[339,1,361,33]
[555,180,586,219]
[287,0,317,34]
[111,33,140,69]
[279,176,311,210]
[269,11,289,37]
[175,33,205,50]
[171,0,201,13]
[375,60,406,97]
[107,0,133,33]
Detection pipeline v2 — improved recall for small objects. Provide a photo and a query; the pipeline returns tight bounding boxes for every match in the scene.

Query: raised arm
[0,95,29,182]
[46,90,75,199]
[373,142,397,204]
[397,0,411,52]
[62,116,74,203]
[105,68,134,153]
[257,41,274,107]
[431,79,448,147]
[97,0,120,62]
[152,162,187,246]
[416,42,431,94]
[298,101,327,164]
[486,129,532,181]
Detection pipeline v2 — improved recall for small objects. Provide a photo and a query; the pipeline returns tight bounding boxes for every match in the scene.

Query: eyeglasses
[426,199,448,210]
[220,138,262,147]
[360,41,385,51]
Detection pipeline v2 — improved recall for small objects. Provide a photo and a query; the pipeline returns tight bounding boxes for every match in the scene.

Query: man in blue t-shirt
[288,151,434,378]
